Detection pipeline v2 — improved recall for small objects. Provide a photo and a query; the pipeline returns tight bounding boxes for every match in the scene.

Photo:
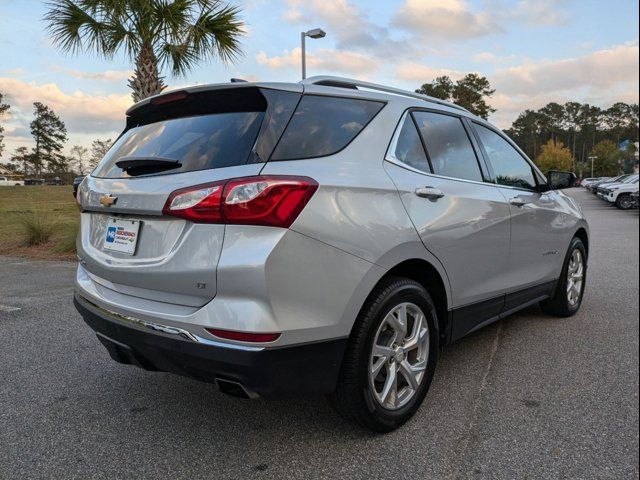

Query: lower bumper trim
[74,293,348,398]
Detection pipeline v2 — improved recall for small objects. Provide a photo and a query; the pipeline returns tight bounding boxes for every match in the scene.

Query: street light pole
[301,31,306,80]
[300,28,326,80]
[588,155,597,177]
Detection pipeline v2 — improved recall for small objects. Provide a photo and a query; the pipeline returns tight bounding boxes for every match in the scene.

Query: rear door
[471,122,567,308]
[384,110,512,338]
[78,85,301,307]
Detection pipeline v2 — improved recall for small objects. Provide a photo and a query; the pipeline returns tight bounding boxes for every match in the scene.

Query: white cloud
[393,0,501,39]
[471,52,519,64]
[282,0,413,58]
[62,68,134,82]
[493,43,639,96]
[508,0,568,26]
[0,77,130,133]
[257,48,378,75]
[486,42,639,127]
[0,77,129,155]
[396,62,466,82]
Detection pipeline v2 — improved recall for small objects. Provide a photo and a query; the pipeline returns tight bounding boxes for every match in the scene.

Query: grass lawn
[0,185,79,260]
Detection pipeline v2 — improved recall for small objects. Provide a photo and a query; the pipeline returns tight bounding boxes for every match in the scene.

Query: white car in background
[600,175,640,209]
[0,176,24,186]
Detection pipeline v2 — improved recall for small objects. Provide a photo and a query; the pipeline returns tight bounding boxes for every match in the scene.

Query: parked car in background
[72,176,85,197]
[587,177,616,193]
[24,178,45,185]
[594,174,633,196]
[73,76,589,432]
[581,177,604,188]
[47,177,63,186]
[0,176,24,186]
[599,176,639,209]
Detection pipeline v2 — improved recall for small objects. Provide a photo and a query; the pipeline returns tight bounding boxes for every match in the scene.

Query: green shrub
[17,212,57,246]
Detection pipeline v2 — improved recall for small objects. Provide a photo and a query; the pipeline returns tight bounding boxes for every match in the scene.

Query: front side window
[475,124,537,190]
[412,111,483,182]
[271,95,384,160]
[392,116,430,173]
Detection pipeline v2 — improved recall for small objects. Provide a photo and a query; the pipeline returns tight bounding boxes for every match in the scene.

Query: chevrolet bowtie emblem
[100,194,118,207]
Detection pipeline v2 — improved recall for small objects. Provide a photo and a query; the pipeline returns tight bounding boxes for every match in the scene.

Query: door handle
[509,197,526,207]
[415,186,445,199]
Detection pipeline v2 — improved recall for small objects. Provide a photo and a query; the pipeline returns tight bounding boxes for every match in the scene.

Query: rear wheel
[540,237,587,317]
[331,277,438,432]
[615,194,633,210]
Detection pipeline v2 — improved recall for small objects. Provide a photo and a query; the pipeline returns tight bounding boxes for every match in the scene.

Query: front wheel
[615,194,634,210]
[331,277,438,432]
[540,237,587,317]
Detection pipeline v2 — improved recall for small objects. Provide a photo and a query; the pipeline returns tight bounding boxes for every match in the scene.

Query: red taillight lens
[205,328,281,343]
[162,176,318,227]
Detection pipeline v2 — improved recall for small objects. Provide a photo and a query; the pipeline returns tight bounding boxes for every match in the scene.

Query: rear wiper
[115,156,182,176]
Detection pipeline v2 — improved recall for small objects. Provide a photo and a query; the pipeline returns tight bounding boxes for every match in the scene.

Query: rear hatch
[77,84,302,307]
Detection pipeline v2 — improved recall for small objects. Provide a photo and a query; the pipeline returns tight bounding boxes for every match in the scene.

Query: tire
[615,194,633,210]
[330,277,439,432]
[540,237,587,317]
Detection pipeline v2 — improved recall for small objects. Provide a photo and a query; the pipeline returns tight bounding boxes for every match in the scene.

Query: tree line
[0,94,111,178]
[417,75,639,177]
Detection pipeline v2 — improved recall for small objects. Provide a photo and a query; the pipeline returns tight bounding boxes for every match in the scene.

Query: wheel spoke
[380,364,397,407]
[399,360,423,390]
[371,356,386,378]
[386,305,407,340]
[372,344,393,359]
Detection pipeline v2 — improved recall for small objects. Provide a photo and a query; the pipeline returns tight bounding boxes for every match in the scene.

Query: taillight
[76,188,84,211]
[162,176,318,228]
[205,328,281,343]
[163,181,225,222]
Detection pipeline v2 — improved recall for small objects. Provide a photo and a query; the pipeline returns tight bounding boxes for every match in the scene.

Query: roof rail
[301,75,470,113]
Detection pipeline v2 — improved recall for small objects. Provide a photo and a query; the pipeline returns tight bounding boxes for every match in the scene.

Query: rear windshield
[271,95,384,160]
[92,112,264,178]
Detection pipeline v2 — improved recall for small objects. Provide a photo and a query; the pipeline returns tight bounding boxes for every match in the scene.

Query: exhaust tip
[216,378,258,399]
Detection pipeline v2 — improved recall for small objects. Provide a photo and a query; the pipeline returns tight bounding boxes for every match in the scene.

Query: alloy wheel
[369,302,429,410]
[566,250,584,307]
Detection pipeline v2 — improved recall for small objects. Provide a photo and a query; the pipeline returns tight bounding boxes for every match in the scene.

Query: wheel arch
[362,258,451,346]
[574,227,589,258]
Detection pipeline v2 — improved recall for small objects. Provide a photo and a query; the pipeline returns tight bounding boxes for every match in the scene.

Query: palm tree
[45,0,244,102]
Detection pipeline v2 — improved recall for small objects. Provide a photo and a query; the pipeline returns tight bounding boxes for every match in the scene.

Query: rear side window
[413,111,483,182]
[393,117,430,173]
[474,124,537,190]
[271,95,384,160]
[92,112,264,178]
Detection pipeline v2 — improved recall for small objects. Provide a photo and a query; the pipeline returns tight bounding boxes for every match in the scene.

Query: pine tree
[0,93,10,158]
[30,102,67,175]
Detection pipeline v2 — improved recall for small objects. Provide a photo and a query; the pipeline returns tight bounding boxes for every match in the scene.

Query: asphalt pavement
[1,188,638,479]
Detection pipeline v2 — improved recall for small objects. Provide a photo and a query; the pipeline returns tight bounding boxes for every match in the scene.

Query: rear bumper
[74,293,347,398]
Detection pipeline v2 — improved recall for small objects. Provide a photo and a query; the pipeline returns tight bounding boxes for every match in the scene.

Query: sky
[0,0,638,161]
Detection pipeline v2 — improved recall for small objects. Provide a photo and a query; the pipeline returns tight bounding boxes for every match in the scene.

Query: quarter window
[271,95,384,160]
[413,112,483,182]
[475,124,537,190]
[392,117,430,172]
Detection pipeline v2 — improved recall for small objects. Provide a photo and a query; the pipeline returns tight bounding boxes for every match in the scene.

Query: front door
[472,123,567,310]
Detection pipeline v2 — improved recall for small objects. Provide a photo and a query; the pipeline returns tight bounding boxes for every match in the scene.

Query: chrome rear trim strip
[77,294,264,352]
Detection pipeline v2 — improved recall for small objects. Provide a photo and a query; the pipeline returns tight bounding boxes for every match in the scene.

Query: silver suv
[74,76,589,432]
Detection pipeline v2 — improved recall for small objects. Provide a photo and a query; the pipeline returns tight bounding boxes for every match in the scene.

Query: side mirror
[545,171,577,191]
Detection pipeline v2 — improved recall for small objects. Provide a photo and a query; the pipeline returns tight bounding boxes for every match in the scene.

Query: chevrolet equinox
[74,76,589,432]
